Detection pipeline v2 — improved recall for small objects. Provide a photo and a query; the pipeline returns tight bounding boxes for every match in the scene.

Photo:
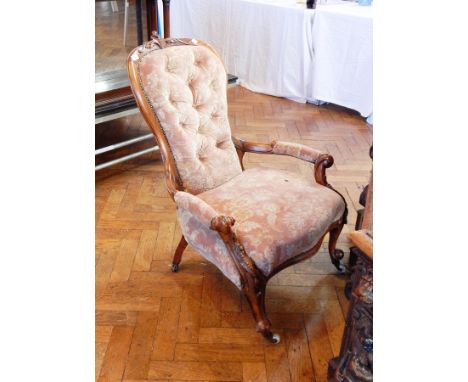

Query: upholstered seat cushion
[176,167,345,285]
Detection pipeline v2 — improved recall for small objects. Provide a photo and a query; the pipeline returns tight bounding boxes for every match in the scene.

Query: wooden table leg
[145,0,158,39]
[136,0,143,45]
[162,0,171,37]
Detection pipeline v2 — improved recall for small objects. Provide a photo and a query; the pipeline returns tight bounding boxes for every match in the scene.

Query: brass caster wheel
[333,259,346,274]
[263,332,281,344]
[271,333,281,344]
[332,249,346,274]
[171,263,179,272]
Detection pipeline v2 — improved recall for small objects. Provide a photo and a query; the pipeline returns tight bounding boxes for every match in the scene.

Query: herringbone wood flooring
[95,86,373,381]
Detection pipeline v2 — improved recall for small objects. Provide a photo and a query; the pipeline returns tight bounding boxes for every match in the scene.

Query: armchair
[128,34,348,343]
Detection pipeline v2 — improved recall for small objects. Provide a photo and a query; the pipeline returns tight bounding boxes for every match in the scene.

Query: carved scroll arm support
[210,215,265,287]
[232,136,333,186]
[173,191,263,286]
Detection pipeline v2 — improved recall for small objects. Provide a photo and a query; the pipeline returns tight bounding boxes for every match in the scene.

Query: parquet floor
[95,86,373,382]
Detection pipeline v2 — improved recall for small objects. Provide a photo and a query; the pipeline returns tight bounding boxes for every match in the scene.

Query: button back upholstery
[138,44,242,194]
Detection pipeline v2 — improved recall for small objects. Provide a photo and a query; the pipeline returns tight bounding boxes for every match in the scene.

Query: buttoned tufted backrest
[134,41,242,195]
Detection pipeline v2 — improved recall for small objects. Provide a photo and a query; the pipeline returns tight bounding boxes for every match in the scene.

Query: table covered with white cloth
[170,0,373,117]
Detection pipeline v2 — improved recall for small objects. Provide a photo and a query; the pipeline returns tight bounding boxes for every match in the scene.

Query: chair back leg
[171,235,187,272]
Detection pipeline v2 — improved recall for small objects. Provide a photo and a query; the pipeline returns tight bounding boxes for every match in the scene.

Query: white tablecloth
[310,3,373,117]
[170,0,373,117]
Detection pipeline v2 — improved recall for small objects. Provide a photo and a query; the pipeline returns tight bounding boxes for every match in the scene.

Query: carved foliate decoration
[137,32,199,56]
[329,251,373,381]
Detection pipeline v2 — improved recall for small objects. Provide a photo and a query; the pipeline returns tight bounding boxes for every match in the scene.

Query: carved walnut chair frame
[128,35,348,343]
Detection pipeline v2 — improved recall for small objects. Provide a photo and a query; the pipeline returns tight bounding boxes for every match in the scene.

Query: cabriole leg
[243,278,280,344]
[328,223,346,274]
[171,235,187,272]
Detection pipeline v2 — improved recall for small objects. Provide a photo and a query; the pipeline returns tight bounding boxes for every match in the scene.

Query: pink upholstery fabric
[174,191,218,227]
[138,44,242,194]
[179,167,345,280]
[174,191,241,288]
[272,141,323,163]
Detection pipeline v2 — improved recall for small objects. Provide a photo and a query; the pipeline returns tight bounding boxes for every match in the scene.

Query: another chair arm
[348,229,373,259]
[233,137,323,163]
[232,136,275,155]
[271,141,323,163]
[232,136,334,186]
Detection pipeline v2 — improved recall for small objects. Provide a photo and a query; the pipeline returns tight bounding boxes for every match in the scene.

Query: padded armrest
[174,191,221,228]
[233,136,333,186]
[233,136,325,164]
[271,141,323,164]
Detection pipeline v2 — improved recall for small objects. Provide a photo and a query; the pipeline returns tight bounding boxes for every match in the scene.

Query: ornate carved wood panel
[328,248,373,382]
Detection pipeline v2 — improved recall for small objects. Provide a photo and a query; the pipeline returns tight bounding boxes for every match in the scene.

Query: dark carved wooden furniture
[127,35,348,343]
[329,163,373,381]
[350,145,372,267]
[328,237,373,382]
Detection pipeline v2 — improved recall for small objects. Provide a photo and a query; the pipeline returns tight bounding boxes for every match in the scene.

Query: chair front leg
[242,274,280,343]
[210,215,280,344]
[328,221,346,273]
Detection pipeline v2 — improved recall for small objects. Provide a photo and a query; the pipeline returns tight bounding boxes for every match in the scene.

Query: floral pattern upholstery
[138,44,242,194]
[175,191,242,288]
[175,168,345,282]
[272,141,323,163]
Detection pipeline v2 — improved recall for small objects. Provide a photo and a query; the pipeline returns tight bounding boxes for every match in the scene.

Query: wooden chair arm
[233,137,323,161]
[232,136,274,155]
[232,136,334,186]
[348,230,373,259]
[210,215,265,285]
